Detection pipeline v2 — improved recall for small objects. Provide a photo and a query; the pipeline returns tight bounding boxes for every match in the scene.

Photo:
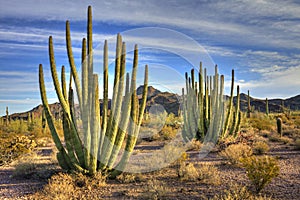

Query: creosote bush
[241,155,279,194]
[219,143,253,166]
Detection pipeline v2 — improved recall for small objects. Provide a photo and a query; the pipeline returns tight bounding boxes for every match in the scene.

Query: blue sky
[0,0,300,115]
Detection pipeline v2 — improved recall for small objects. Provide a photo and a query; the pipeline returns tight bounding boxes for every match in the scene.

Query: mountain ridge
[4,86,300,120]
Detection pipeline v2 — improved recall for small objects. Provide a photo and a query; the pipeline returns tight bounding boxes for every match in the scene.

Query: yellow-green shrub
[252,141,270,155]
[219,143,253,166]
[241,155,279,194]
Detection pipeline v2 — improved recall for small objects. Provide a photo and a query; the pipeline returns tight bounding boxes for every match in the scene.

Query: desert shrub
[143,179,169,200]
[178,162,199,181]
[117,173,140,183]
[219,143,253,166]
[198,163,220,185]
[252,141,270,155]
[241,155,279,194]
[212,183,272,200]
[177,161,220,184]
[249,117,274,131]
[160,125,177,140]
[0,135,37,166]
[165,113,182,128]
[35,172,107,199]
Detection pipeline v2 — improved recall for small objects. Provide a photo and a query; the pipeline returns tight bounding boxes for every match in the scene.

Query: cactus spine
[38,6,148,176]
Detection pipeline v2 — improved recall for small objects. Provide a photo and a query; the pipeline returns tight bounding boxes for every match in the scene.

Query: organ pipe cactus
[182,65,241,142]
[38,6,148,176]
[182,64,226,142]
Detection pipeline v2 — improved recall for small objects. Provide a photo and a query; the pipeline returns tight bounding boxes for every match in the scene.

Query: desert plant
[182,65,242,142]
[212,183,272,200]
[182,65,226,142]
[143,179,169,200]
[198,163,220,185]
[178,162,199,181]
[5,106,9,126]
[241,155,279,194]
[265,98,269,116]
[276,117,282,137]
[38,6,148,176]
[252,141,270,155]
[219,143,253,166]
[247,90,251,118]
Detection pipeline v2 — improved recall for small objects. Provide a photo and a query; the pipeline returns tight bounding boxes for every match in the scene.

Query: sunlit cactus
[38,6,148,176]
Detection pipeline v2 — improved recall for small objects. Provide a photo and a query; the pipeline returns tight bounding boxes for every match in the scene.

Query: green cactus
[230,85,240,137]
[38,6,148,176]
[182,64,226,142]
[6,106,9,126]
[276,118,282,137]
[247,90,251,118]
[266,98,269,116]
[222,69,234,139]
[182,66,242,141]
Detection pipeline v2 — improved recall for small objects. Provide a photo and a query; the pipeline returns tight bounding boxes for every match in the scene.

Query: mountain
[236,93,300,113]
[3,87,300,120]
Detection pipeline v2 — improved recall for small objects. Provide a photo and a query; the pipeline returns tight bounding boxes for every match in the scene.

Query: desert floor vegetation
[0,111,299,199]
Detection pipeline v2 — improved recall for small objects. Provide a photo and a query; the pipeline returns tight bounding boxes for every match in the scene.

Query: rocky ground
[0,139,299,200]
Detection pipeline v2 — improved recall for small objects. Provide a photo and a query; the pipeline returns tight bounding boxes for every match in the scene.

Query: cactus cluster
[182,64,241,142]
[38,6,148,176]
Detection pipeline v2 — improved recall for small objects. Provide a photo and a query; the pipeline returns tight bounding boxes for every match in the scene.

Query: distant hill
[4,86,300,120]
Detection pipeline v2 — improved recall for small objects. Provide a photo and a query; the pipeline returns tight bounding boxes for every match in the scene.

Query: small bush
[212,183,272,200]
[117,173,139,183]
[198,163,220,185]
[0,134,37,166]
[35,172,107,199]
[219,143,253,166]
[250,117,274,131]
[241,155,279,194]
[252,141,270,155]
[160,125,177,140]
[143,179,169,200]
[177,162,220,185]
[178,162,199,181]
